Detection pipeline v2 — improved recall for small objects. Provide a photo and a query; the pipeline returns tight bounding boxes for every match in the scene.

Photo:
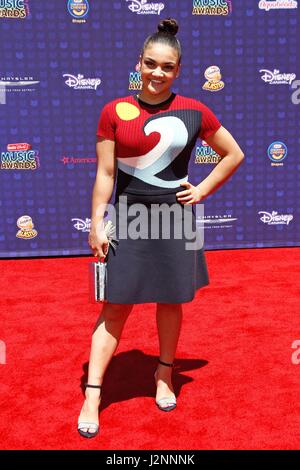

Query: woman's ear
[175,63,181,79]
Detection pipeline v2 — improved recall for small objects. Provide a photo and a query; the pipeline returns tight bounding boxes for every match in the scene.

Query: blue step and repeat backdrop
[0,0,299,258]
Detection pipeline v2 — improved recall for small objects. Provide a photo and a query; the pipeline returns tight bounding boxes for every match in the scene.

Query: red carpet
[1,247,300,450]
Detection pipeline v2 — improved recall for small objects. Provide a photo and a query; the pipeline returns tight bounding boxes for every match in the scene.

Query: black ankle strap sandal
[155,359,176,412]
[78,384,102,439]
[85,383,102,389]
[158,359,174,367]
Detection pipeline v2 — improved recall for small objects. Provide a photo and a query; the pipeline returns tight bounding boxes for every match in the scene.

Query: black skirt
[106,190,209,304]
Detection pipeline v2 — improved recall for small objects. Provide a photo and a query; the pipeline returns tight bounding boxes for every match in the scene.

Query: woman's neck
[137,89,173,105]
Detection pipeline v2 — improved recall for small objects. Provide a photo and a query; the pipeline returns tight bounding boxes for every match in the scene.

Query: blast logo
[202,65,225,92]
[16,215,38,239]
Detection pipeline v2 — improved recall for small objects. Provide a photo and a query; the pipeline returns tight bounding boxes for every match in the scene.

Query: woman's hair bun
[157,18,179,36]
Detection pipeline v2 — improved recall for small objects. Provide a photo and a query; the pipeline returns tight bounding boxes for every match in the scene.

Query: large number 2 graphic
[117,116,189,188]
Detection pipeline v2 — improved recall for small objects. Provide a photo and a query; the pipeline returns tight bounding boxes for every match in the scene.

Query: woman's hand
[88,229,109,262]
[176,181,205,205]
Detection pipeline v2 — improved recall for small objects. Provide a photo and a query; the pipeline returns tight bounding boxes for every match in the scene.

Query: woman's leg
[78,302,133,431]
[155,303,183,407]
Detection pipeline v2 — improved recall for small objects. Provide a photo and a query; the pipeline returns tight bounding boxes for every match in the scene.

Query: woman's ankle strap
[85,383,102,389]
[158,359,174,368]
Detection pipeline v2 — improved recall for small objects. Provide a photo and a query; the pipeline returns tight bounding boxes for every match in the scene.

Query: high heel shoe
[154,359,177,412]
[77,383,101,438]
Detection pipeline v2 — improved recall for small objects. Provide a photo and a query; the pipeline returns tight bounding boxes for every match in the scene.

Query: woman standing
[78,18,244,438]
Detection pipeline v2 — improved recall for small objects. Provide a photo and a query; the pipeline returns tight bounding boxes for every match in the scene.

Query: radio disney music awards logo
[267,141,287,166]
[0,0,29,19]
[258,0,298,10]
[16,215,38,239]
[258,210,293,226]
[129,65,142,90]
[195,140,221,164]
[192,0,232,15]
[72,218,91,232]
[126,0,165,15]
[67,0,89,23]
[202,66,225,92]
[1,142,40,170]
[63,74,101,91]
[260,69,296,85]
[61,155,96,165]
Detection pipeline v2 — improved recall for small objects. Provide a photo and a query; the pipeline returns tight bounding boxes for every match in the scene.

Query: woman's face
[138,43,180,97]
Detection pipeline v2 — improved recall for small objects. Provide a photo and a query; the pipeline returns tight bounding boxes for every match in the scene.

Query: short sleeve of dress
[199,103,222,141]
[96,103,116,141]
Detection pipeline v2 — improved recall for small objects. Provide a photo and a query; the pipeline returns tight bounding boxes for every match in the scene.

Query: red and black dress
[96,92,221,304]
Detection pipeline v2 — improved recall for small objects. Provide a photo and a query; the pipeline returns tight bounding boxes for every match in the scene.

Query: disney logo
[260,69,296,85]
[72,218,91,231]
[126,0,165,14]
[63,74,101,90]
[259,211,293,225]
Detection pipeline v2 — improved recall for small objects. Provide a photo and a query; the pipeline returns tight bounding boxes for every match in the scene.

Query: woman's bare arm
[197,126,245,198]
[89,137,116,259]
[176,126,245,204]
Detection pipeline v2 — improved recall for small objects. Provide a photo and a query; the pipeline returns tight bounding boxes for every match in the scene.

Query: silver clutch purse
[89,221,118,303]
[89,260,107,302]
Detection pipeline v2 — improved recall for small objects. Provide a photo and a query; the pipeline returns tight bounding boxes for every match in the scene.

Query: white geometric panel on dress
[117,116,189,188]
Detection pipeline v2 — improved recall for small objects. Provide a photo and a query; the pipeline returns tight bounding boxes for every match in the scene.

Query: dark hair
[141,18,181,64]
